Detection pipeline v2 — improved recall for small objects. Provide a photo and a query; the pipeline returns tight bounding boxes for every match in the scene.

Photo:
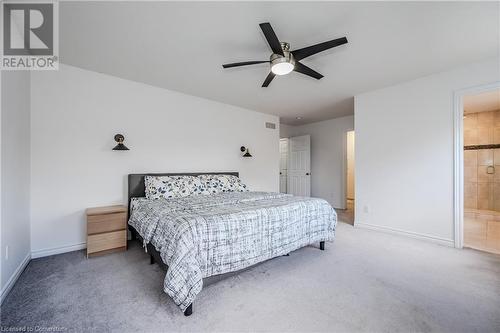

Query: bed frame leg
[320,241,325,251]
[150,254,155,265]
[184,304,193,316]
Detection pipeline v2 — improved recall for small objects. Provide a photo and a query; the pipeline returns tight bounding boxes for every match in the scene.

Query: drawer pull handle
[487,166,495,174]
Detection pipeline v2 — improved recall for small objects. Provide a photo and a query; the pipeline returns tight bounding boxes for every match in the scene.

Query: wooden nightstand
[86,205,127,258]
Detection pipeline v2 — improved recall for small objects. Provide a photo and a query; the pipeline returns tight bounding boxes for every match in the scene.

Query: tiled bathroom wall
[464,110,500,146]
[464,110,500,211]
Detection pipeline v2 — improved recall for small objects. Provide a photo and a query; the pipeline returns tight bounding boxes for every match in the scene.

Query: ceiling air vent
[265,122,276,129]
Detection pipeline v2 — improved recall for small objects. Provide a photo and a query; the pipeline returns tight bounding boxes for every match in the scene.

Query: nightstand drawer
[87,212,126,235]
[87,230,127,254]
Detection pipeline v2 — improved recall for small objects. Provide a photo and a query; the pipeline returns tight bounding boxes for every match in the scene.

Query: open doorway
[462,88,500,254]
[338,130,355,224]
[279,138,288,193]
[346,130,355,210]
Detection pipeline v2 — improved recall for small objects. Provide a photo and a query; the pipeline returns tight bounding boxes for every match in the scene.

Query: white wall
[30,64,279,256]
[279,116,354,208]
[355,58,500,244]
[280,124,294,139]
[1,71,31,301]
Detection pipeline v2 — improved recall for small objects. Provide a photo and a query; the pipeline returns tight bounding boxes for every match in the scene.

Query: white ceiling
[464,89,500,114]
[59,1,499,125]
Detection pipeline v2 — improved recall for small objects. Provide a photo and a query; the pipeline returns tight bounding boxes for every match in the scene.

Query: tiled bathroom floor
[464,209,500,254]
[337,199,354,225]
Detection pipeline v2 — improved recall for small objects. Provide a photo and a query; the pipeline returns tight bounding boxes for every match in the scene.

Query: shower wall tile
[465,167,477,183]
[465,182,477,209]
[465,110,500,146]
[494,128,500,143]
[478,149,493,165]
[494,168,500,183]
[494,111,500,127]
[464,113,478,128]
[477,183,492,210]
[474,211,500,222]
[494,183,500,211]
[477,166,494,182]
[477,127,493,145]
[464,211,476,219]
[464,129,478,146]
[465,150,477,167]
[490,183,495,210]
[494,149,500,165]
[477,111,494,127]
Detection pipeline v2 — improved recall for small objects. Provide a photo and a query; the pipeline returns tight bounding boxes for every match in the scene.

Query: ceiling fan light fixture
[270,51,295,76]
[271,62,294,76]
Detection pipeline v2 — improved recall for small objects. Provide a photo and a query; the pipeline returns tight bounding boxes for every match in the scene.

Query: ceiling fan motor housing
[270,42,295,72]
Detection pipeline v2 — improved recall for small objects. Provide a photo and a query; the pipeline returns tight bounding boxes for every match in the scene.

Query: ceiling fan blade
[292,37,348,61]
[259,22,284,56]
[294,62,324,80]
[222,61,269,69]
[262,72,276,87]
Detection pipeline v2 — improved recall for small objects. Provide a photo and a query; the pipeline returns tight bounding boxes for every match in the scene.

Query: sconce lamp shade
[240,146,252,157]
[113,143,129,151]
[112,134,129,151]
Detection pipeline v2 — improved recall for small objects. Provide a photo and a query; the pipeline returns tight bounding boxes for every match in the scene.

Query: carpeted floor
[1,222,500,332]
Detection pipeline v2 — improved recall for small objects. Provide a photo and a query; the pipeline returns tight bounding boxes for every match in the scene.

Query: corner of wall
[0,252,30,305]
[1,71,33,304]
[28,71,32,256]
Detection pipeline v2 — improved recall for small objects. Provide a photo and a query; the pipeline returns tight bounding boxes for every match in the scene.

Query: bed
[127,172,337,316]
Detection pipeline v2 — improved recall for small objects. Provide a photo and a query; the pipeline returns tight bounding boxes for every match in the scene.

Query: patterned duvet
[128,191,337,312]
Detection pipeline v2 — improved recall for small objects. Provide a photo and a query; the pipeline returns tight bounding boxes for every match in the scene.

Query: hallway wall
[280,115,354,208]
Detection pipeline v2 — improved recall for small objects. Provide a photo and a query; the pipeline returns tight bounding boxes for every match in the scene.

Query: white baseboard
[31,242,86,259]
[1,242,87,304]
[354,221,455,247]
[1,252,31,305]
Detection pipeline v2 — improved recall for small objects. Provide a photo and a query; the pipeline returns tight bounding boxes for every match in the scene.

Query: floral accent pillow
[145,175,207,200]
[219,175,249,192]
[198,174,248,194]
[197,175,225,194]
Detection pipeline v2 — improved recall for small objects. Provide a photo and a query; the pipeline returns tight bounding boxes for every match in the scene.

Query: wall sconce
[240,146,252,157]
[112,134,129,151]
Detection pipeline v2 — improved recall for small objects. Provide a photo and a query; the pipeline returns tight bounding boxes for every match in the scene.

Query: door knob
[306,173,310,176]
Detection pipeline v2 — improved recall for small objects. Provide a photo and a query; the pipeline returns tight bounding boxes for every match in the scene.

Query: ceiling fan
[222,22,348,87]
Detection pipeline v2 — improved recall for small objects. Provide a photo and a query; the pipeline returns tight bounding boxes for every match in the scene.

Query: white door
[346,131,355,200]
[279,138,288,193]
[288,135,311,196]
